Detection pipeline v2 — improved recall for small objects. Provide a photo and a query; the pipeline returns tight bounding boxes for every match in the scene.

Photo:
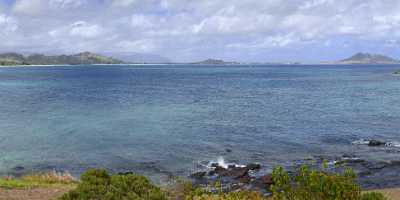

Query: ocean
[0,64,399,182]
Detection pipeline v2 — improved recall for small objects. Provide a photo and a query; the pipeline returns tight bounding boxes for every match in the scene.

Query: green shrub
[271,165,362,200]
[185,190,267,200]
[361,192,387,200]
[60,169,167,200]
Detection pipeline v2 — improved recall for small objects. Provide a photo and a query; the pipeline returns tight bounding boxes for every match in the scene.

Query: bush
[185,190,267,200]
[361,192,387,200]
[271,165,362,200]
[60,169,167,200]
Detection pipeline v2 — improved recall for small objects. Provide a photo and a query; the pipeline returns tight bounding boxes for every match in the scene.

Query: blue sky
[1,0,400,62]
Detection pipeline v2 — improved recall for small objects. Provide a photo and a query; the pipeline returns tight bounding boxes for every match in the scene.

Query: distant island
[0,52,123,66]
[336,52,400,64]
[193,58,240,65]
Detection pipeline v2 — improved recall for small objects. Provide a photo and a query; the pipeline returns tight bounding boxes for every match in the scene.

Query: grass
[0,170,77,189]
[0,168,389,200]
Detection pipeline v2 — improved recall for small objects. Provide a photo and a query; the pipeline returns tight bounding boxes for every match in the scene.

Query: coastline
[1,171,400,200]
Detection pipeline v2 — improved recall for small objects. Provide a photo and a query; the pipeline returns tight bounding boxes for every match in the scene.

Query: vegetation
[0,52,123,66]
[0,167,387,200]
[60,169,167,200]
[360,192,387,200]
[270,165,386,200]
[0,170,76,189]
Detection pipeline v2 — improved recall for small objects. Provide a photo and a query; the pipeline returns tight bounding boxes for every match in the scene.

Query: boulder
[190,171,207,179]
[211,163,219,168]
[238,174,252,184]
[246,163,261,170]
[368,140,386,146]
[258,174,273,185]
[12,166,25,171]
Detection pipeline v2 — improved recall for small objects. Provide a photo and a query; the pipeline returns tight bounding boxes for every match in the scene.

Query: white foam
[352,139,370,145]
[217,157,229,168]
[208,157,245,169]
[385,142,400,148]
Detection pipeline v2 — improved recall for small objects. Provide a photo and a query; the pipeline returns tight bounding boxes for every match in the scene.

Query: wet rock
[363,162,388,170]
[218,167,249,179]
[388,160,400,167]
[251,174,274,190]
[228,164,236,169]
[228,167,249,179]
[340,157,365,164]
[368,140,386,146]
[225,148,232,153]
[214,166,229,174]
[211,163,219,168]
[118,171,134,175]
[258,174,273,185]
[190,171,207,179]
[246,163,261,170]
[12,166,24,171]
[238,174,252,184]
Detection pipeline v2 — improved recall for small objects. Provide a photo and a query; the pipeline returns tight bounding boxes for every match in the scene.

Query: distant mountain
[193,58,240,65]
[104,52,171,64]
[338,53,400,64]
[0,52,123,65]
[0,53,27,65]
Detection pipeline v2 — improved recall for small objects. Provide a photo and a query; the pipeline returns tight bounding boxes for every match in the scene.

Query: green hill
[339,52,399,64]
[0,52,124,66]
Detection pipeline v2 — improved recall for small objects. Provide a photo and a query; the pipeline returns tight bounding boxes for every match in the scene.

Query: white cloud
[116,39,157,52]
[130,14,154,29]
[49,0,85,9]
[4,0,400,61]
[69,21,103,38]
[0,14,18,35]
[112,0,136,7]
[49,21,104,39]
[13,0,47,15]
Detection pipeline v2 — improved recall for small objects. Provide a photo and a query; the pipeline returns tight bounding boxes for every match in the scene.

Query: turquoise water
[0,64,399,179]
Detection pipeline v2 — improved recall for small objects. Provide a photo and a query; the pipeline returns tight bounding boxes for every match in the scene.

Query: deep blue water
[0,64,400,180]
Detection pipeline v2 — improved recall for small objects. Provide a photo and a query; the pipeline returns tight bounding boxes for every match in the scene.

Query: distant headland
[1,51,400,66]
[0,52,123,66]
[334,52,400,64]
[192,58,240,65]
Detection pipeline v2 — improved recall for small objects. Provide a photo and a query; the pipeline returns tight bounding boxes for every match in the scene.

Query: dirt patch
[368,188,400,200]
[0,187,72,200]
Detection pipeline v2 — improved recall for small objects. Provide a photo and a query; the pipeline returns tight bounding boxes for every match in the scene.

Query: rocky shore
[189,139,400,195]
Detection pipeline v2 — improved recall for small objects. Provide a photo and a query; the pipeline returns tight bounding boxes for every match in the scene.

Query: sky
[1,0,400,62]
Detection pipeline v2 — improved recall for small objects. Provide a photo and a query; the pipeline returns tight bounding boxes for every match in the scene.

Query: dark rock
[339,157,365,164]
[238,174,252,184]
[12,166,24,171]
[228,164,237,169]
[363,162,388,170]
[212,166,249,179]
[225,148,232,153]
[389,160,400,166]
[118,171,134,175]
[214,166,228,173]
[246,163,261,170]
[368,140,386,146]
[227,167,249,179]
[211,163,219,168]
[258,174,274,185]
[190,171,207,179]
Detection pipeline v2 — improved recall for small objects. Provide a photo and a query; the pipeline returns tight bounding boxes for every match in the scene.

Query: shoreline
[1,171,400,200]
[1,63,400,68]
